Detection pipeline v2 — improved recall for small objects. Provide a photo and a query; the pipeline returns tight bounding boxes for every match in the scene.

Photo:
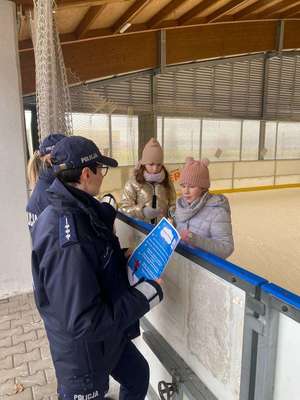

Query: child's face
[145,163,162,174]
[180,184,204,204]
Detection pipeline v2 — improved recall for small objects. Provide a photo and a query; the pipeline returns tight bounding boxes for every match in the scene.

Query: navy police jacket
[31,178,162,384]
[27,167,55,230]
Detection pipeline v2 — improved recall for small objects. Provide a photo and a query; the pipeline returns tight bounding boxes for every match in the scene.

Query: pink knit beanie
[179,157,210,188]
[141,138,163,165]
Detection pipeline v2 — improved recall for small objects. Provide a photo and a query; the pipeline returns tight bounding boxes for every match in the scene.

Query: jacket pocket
[86,336,126,374]
[85,340,106,372]
[51,339,91,380]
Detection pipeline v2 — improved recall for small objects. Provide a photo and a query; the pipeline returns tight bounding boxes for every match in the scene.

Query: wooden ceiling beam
[19,32,79,52]
[20,30,159,95]
[21,20,300,95]
[82,27,114,38]
[19,11,300,54]
[267,0,300,18]
[112,0,151,34]
[279,5,300,18]
[75,5,106,39]
[178,0,218,25]
[206,0,250,23]
[233,0,280,19]
[283,19,300,48]
[147,0,184,28]
[19,28,117,52]
[126,23,149,32]
[59,0,130,6]
[14,0,130,9]
[167,20,279,64]
[233,14,300,22]
[272,1,300,18]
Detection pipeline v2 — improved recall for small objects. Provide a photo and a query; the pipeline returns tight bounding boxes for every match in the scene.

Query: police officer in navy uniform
[26,133,65,231]
[31,136,163,400]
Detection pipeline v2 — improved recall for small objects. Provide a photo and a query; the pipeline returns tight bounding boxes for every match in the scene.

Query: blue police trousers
[58,341,150,400]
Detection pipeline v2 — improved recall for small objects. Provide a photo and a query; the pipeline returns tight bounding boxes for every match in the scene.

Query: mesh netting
[31,0,72,140]
[69,72,118,115]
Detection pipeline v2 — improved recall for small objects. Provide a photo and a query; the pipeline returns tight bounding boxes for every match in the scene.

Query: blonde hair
[27,151,51,189]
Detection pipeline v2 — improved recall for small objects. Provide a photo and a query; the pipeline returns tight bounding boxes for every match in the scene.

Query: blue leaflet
[128,218,180,284]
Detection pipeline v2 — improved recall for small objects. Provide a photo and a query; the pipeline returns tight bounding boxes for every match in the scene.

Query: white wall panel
[273,313,300,400]
[116,219,245,400]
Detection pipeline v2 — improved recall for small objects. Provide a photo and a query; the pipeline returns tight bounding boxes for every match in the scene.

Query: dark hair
[55,163,98,184]
[135,164,172,191]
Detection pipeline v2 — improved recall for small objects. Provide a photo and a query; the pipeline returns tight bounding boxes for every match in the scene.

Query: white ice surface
[227,188,300,294]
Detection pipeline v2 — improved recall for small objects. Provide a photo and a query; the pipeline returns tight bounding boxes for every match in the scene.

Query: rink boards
[116,212,300,400]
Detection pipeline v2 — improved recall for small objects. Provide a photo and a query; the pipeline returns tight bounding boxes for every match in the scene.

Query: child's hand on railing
[180,229,193,243]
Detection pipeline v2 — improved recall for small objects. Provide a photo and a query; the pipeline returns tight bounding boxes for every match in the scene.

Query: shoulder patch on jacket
[59,213,78,247]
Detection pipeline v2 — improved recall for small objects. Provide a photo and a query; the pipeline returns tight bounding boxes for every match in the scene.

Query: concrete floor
[227,188,300,295]
[0,293,120,400]
[0,293,56,400]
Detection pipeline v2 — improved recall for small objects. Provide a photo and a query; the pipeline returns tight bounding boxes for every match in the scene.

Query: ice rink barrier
[115,212,300,400]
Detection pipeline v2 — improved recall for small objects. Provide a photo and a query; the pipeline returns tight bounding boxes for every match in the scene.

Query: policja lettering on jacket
[73,391,99,400]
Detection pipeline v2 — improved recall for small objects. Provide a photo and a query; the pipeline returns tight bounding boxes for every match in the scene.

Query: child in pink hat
[174,157,234,259]
[120,138,176,224]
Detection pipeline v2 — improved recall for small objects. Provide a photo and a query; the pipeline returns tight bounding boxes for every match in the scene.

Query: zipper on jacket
[151,184,157,225]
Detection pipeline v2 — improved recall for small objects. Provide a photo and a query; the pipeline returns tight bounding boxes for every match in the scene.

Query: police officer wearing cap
[30,136,163,400]
[26,133,65,231]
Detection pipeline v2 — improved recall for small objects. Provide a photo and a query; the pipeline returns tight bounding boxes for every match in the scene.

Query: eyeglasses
[96,165,109,177]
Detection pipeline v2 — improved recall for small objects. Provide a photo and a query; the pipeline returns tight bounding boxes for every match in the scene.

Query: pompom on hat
[141,138,163,165]
[179,157,210,189]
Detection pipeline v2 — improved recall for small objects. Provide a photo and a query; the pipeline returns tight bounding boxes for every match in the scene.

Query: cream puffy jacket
[120,176,176,222]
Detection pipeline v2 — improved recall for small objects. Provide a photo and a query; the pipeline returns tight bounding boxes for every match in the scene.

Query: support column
[138,73,158,159]
[138,114,157,159]
[259,53,269,160]
[258,121,266,160]
[0,1,32,298]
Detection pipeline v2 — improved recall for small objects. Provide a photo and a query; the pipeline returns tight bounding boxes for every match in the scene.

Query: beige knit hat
[179,157,210,188]
[141,138,164,165]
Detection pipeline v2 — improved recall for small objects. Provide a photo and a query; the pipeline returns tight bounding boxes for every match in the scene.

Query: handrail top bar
[179,241,267,287]
[262,283,300,311]
[117,211,267,288]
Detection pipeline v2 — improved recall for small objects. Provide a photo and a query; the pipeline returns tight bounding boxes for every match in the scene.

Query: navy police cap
[51,135,118,172]
[39,133,65,156]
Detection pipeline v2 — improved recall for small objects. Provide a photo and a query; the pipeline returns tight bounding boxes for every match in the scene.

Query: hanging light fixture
[120,22,131,33]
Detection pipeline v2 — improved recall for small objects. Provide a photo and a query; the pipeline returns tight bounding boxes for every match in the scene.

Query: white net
[69,74,117,116]
[31,0,72,140]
